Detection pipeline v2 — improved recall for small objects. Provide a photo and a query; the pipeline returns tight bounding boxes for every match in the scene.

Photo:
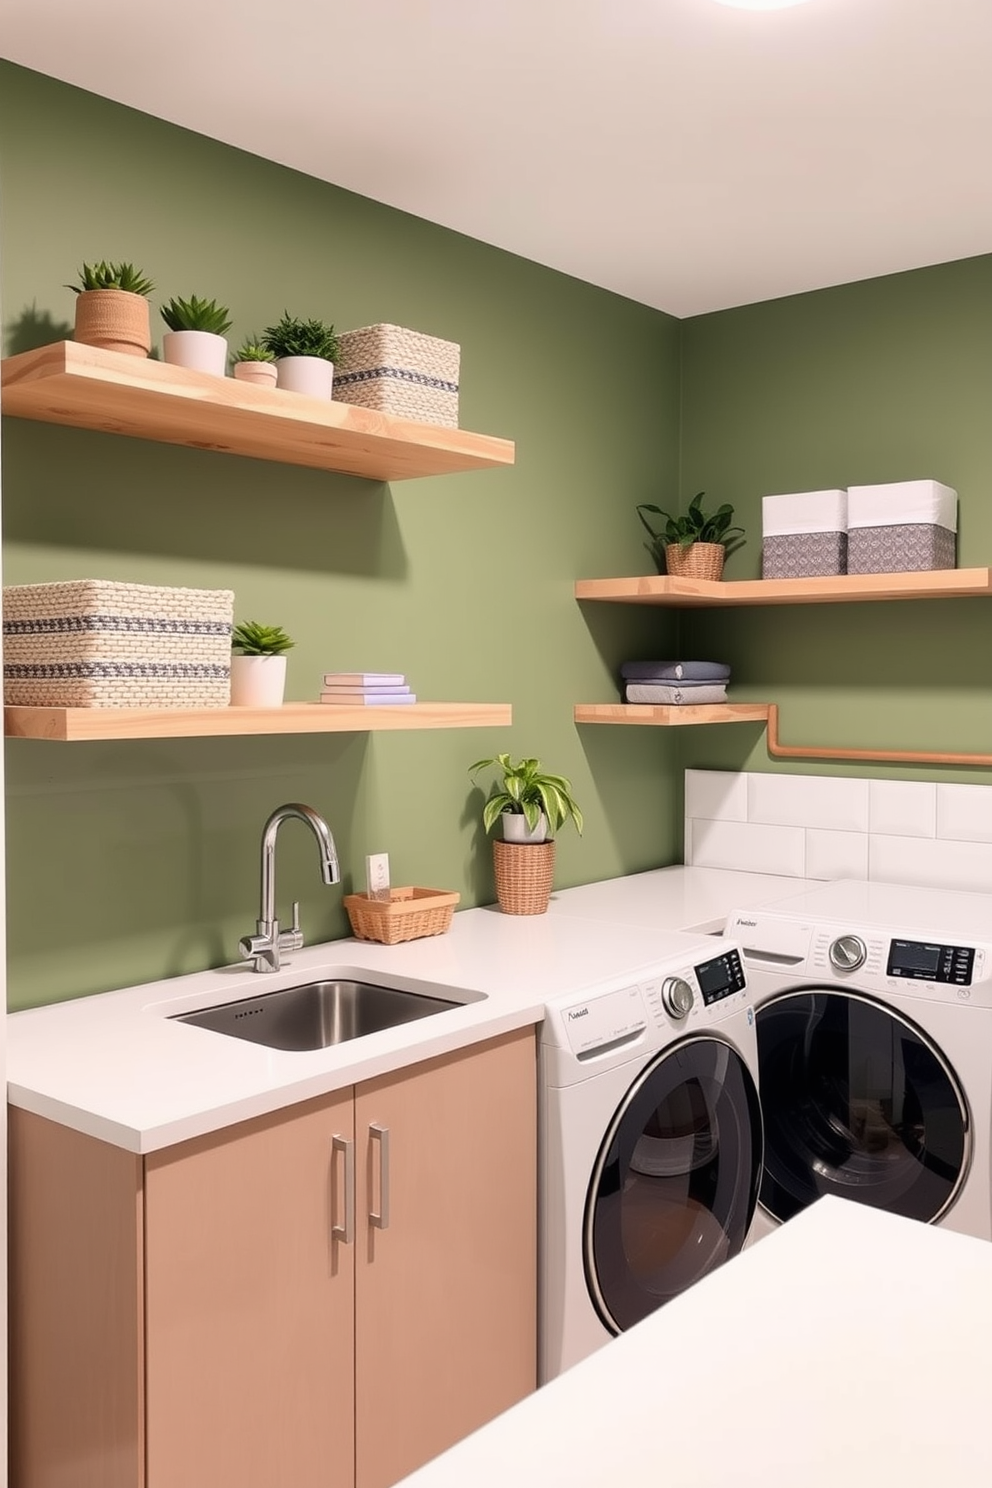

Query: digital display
[694,949,746,1006]
[890,942,941,976]
[886,939,975,985]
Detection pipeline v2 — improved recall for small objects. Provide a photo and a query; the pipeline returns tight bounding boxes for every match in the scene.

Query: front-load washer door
[583,1034,762,1335]
[757,989,970,1226]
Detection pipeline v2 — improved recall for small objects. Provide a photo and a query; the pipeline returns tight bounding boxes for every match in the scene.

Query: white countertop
[6,865,808,1152]
[395,1198,992,1488]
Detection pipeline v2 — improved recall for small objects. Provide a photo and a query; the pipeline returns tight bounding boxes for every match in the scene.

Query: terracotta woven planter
[72,289,151,358]
[664,542,726,580]
[493,839,556,916]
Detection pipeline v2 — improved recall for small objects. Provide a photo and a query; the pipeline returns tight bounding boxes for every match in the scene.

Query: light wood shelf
[574,703,771,727]
[4,701,512,742]
[575,569,992,606]
[0,342,515,481]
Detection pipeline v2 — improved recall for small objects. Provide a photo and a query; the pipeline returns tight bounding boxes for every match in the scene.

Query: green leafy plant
[234,335,276,363]
[261,313,340,363]
[65,260,154,296]
[636,491,746,568]
[468,754,584,838]
[231,621,295,656]
[160,295,232,335]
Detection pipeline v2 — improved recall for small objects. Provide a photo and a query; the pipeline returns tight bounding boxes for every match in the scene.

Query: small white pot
[229,654,287,708]
[501,811,549,844]
[162,330,229,377]
[276,355,334,399]
[233,360,278,388]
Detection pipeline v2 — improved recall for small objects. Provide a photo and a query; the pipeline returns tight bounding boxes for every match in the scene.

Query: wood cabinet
[8,1026,537,1488]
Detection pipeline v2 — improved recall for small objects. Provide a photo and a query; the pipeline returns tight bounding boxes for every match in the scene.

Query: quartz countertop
[6,865,809,1153]
[394,1197,992,1488]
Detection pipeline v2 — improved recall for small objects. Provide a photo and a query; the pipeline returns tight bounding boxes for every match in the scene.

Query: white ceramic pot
[501,810,549,844]
[229,654,287,708]
[276,355,334,399]
[162,330,229,377]
[233,360,278,388]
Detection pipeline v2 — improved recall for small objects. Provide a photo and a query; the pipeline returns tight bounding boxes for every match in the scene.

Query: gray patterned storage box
[333,323,460,427]
[847,480,957,574]
[762,489,848,579]
[3,580,234,707]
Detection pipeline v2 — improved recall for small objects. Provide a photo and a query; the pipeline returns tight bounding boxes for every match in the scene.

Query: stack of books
[319,671,416,705]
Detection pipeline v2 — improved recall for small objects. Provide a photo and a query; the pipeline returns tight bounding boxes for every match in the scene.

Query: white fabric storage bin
[762,489,848,578]
[847,480,957,574]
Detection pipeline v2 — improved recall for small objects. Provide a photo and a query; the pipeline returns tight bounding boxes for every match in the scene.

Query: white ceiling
[2,0,992,317]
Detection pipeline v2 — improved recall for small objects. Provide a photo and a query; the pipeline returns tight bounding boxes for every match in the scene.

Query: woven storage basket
[3,580,234,707]
[333,324,460,428]
[664,543,726,581]
[344,887,460,945]
[493,840,556,916]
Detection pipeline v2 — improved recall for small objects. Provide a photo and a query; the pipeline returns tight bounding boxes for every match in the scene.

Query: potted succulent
[261,312,340,399]
[636,491,746,580]
[468,753,583,915]
[232,335,278,388]
[160,294,233,376]
[65,260,155,358]
[229,620,295,707]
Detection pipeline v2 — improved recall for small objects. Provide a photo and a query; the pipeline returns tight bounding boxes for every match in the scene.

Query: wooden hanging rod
[765,704,992,768]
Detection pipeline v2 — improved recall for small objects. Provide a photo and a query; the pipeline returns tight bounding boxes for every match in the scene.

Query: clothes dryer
[726,879,992,1245]
[540,934,761,1382]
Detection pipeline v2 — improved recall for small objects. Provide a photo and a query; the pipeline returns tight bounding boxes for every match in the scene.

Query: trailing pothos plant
[469,753,584,838]
[231,621,295,656]
[636,490,746,570]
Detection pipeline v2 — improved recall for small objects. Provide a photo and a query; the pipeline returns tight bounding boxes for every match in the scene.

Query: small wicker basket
[493,840,556,916]
[343,887,460,945]
[664,542,726,580]
[333,323,460,427]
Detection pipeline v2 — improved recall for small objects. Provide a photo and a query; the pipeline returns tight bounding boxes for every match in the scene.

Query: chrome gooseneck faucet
[239,802,341,973]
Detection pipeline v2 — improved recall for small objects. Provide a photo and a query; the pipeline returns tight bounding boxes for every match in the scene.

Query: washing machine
[539,932,762,1382]
[726,879,992,1245]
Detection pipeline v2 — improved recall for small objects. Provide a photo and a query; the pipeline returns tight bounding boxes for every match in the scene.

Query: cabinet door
[144,1089,356,1488]
[354,1028,537,1488]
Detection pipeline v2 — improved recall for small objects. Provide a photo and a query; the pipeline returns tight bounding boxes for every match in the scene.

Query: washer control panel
[694,947,747,1007]
[887,938,976,986]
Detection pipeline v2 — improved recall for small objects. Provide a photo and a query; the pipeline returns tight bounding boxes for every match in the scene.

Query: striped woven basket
[333,323,460,428]
[3,580,234,707]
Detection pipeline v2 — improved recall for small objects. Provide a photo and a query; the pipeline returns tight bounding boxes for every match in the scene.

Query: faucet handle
[277,901,305,955]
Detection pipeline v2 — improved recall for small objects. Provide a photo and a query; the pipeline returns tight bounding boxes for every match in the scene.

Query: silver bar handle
[369,1123,390,1230]
[331,1134,355,1245]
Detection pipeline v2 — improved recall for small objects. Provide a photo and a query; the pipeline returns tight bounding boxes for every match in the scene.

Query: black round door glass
[584,1037,762,1335]
[757,990,969,1226]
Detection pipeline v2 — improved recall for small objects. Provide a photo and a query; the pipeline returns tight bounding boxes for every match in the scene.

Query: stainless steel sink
[172,978,462,1052]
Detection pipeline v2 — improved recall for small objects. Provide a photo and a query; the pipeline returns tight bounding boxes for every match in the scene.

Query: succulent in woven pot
[636,492,746,580]
[468,754,583,916]
[160,294,233,376]
[230,621,295,708]
[66,260,155,358]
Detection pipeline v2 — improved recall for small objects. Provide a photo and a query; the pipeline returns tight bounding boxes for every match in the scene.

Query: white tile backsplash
[868,780,936,838]
[748,773,869,833]
[685,769,992,894]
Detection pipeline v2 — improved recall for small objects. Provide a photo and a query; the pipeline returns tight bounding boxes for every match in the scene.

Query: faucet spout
[240,801,340,973]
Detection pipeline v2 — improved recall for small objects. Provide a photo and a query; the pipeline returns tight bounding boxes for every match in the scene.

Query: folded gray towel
[625,683,729,705]
[621,660,731,682]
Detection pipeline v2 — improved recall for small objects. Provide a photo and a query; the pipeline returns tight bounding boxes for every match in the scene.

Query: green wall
[677,256,992,785]
[0,62,684,1009]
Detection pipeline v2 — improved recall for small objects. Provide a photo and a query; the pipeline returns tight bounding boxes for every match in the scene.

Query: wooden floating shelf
[4,701,512,743]
[0,342,515,481]
[574,703,771,727]
[575,569,992,607]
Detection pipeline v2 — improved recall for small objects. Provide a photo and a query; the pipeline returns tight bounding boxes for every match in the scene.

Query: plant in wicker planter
[232,334,278,388]
[261,313,340,399]
[468,753,583,916]
[65,260,155,358]
[230,620,295,708]
[636,491,746,580]
[160,294,233,376]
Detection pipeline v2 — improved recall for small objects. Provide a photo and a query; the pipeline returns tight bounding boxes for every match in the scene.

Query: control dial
[829,934,867,973]
[661,976,695,1019]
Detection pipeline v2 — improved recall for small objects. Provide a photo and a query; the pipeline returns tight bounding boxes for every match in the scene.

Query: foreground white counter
[6,865,807,1151]
[397,1198,992,1488]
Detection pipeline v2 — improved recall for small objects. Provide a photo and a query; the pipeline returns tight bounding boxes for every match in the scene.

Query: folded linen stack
[620,660,731,705]
[319,670,416,705]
